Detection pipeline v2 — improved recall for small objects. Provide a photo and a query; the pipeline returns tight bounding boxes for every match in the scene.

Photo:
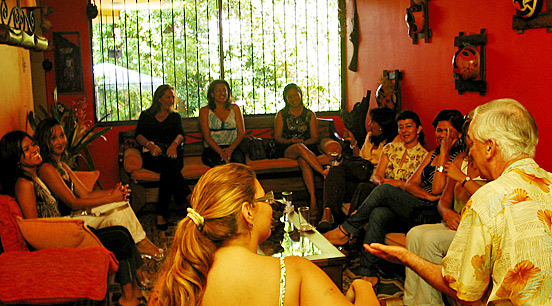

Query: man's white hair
[471,99,538,160]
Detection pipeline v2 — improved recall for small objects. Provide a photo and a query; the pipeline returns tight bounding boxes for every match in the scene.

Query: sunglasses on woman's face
[254,191,275,205]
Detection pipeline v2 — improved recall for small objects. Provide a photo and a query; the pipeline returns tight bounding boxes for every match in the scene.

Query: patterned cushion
[0,195,29,252]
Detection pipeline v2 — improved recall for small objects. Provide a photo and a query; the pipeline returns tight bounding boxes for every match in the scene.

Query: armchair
[0,194,118,305]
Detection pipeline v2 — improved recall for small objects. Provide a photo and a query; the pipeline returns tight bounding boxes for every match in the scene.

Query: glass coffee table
[258,211,347,288]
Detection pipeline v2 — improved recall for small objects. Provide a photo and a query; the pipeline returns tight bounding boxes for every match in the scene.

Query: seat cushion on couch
[0,246,118,304]
[0,195,29,252]
[131,168,162,182]
[181,156,211,179]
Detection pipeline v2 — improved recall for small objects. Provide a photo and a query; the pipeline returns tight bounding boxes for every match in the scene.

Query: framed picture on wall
[53,32,85,94]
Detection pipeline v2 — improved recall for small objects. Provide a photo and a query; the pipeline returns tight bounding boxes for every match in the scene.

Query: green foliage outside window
[92,0,342,122]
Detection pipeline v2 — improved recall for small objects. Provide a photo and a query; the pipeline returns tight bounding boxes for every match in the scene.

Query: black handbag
[340,156,374,182]
[248,137,267,160]
[242,137,278,160]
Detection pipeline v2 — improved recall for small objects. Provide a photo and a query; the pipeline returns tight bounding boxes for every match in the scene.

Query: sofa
[119,115,343,212]
[0,194,119,305]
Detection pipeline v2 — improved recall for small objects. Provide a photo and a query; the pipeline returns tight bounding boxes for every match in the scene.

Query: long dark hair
[34,118,66,170]
[369,107,398,146]
[207,79,232,110]
[0,131,35,196]
[146,84,175,115]
[396,109,425,146]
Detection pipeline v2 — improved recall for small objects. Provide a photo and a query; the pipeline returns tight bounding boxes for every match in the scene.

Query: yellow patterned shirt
[382,141,428,181]
[442,158,552,305]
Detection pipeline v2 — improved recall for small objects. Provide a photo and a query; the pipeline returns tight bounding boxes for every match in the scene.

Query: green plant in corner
[27,94,111,173]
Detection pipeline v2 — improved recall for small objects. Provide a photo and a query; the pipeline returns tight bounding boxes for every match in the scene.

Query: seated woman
[150,163,379,306]
[0,131,146,306]
[34,118,164,260]
[135,84,192,230]
[199,79,246,167]
[319,107,398,231]
[274,83,325,219]
[404,118,486,306]
[324,109,465,285]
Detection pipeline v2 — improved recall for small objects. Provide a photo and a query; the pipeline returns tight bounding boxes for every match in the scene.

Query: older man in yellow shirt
[366,99,552,305]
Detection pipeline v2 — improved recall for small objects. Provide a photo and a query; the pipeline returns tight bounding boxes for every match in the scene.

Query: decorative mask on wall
[452,46,480,80]
[375,76,398,110]
[512,0,543,18]
[405,4,424,36]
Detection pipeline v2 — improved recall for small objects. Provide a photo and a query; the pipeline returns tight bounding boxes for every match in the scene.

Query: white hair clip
[187,207,205,228]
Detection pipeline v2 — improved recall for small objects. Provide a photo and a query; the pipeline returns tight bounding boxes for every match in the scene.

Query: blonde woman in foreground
[150,163,378,306]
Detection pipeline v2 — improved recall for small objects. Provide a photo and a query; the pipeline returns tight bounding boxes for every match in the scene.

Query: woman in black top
[274,83,325,219]
[135,84,191,230]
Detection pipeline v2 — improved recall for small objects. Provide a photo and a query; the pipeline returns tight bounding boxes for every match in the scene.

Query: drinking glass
[282,191,294,231]
[298,206,311,231]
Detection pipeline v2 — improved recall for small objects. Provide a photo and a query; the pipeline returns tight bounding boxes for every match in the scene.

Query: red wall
[347,0,552,169]
[45,0,552,187]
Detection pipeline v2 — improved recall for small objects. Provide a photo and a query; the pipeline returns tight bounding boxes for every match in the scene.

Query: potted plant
[27,94,111,172]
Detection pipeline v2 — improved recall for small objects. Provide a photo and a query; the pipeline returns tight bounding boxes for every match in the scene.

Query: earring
[248,222,254,228]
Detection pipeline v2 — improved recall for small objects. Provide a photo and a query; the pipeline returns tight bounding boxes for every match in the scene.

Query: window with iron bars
[91,0,344,122]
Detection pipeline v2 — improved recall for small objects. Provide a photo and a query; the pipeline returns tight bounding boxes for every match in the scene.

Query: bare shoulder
[38,162,57,174]
[199,106,210,115]
[15,177,34,190]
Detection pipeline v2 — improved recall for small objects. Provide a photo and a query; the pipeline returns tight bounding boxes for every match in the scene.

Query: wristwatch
[462,176,472,187]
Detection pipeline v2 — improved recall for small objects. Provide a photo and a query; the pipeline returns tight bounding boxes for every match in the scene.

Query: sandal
[317,207,334,232]
[323,225,351,246]
[141,248,167,262]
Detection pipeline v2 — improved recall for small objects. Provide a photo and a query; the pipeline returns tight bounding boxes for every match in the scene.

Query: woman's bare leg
[297,158,319,219]
[285,144,325,175]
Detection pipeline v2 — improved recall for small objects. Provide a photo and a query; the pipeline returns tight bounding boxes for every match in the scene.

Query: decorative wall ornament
[0,0,49,51]
[453,29,486,96]
[513,0,552,33]
[348,0,359,71]
[376,70,402,112]
[405,0,431,44]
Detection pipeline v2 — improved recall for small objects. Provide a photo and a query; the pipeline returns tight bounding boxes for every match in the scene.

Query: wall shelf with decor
[453,29,486,96]
[0,0,49,51]
[513,0,552,33]
[406,0,431,44]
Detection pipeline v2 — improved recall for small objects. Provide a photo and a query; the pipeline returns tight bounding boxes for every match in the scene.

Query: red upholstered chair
[0,195,118,305]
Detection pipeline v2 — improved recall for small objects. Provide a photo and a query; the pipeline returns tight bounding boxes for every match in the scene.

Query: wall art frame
[53,31,85,94]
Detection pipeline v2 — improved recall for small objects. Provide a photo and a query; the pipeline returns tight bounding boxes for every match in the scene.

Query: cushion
[124,147,143,172]
[0,195,29,252]
[131,168,161,181]
[16,216,104,250]
[181,156,210,179]
[0,247,118,304]
[319,138,342,156]
[73,170,100,191]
